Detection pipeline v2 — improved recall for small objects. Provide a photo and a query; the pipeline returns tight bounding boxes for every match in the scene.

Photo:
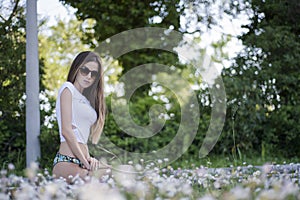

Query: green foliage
[0,1,47,171]
[59,0,183,81]
[0,0,27,171]
[60,0,182,45]
[90,93,179,162]
[39,18,92,92]
[3,0,299,172]
[221,0,300,156]
[40,0,247,167]
[38,92,60,171]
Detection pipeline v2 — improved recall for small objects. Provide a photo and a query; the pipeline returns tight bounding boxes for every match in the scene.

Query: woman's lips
[83,80,91,84]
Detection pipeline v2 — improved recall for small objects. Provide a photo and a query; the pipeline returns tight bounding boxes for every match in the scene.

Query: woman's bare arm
[60,88,90,170]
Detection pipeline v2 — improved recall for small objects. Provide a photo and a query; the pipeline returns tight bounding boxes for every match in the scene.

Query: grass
[170,153,300,170]
[1,155,299,200]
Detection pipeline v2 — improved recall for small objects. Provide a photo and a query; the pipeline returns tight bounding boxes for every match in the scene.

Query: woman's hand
[87,157,100,171]
[82,159,91,171]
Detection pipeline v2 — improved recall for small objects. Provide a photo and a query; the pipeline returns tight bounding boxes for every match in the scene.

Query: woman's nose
[87,72,92,79]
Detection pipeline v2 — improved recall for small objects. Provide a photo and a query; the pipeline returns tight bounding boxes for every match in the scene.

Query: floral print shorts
[53,152,84,168]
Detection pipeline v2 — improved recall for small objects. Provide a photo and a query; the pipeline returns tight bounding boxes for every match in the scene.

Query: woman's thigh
[52,162,88,182]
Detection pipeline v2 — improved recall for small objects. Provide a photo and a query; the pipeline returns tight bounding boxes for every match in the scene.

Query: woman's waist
[58,142,88,158]
[59,127,89,144]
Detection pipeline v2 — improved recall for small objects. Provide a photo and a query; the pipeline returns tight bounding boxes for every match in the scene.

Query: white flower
[128,161,133,165]
[181,183,193,195]
[135,164,143,171]
[253,170,261,177]
[258,189,279,200]
[278,181,299,199]
[158,181,177,198]
[15,182,38,199]
[134,181,149,198]
[77,182,125,200]
[0,193,9,200]
[262,163,273,174]
[0,170,7,176]
[213,181,221,189]
[230,186,251,199]
[197,195,216,200]
[113,165,136,188]
[8,163,15,171]
[25,162,39,181]
[196,168,207,177]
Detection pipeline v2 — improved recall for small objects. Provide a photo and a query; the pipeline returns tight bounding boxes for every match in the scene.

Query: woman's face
[75,61,99,89]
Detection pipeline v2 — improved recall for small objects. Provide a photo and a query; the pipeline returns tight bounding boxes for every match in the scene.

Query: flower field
[1,161,299,200]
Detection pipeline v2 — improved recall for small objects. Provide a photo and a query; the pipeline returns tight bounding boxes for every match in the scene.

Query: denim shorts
[53,152,84,168]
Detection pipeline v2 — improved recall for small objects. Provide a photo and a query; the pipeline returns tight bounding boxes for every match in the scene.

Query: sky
[37,0,75,26]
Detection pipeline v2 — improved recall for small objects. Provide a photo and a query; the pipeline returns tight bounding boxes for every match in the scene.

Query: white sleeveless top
[56,82,97,144]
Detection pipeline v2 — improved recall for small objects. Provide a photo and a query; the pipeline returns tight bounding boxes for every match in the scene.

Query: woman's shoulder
[58,81,75,95]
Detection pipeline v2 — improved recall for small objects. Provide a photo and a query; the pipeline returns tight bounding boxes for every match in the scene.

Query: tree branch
[7,0,20,23]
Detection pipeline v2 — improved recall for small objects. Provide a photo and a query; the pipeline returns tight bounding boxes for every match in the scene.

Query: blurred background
[0,0,299,173]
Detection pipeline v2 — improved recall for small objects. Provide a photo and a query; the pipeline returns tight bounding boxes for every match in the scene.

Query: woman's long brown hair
[67,51,105,144]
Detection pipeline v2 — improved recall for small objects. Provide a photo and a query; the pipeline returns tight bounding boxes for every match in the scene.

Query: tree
[222,0,300,157]
[0,0,27,169]
[59,0,236,74]
[59,0,184,77]
[57,0,236,161]
[0,0,49,170]
[39,18,126,93]
[39,18,91,92]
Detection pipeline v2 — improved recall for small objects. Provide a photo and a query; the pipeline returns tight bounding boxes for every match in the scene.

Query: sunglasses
[79,66,99,79]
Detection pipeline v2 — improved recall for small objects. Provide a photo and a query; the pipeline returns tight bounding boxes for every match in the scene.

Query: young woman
[52,51,109,182]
